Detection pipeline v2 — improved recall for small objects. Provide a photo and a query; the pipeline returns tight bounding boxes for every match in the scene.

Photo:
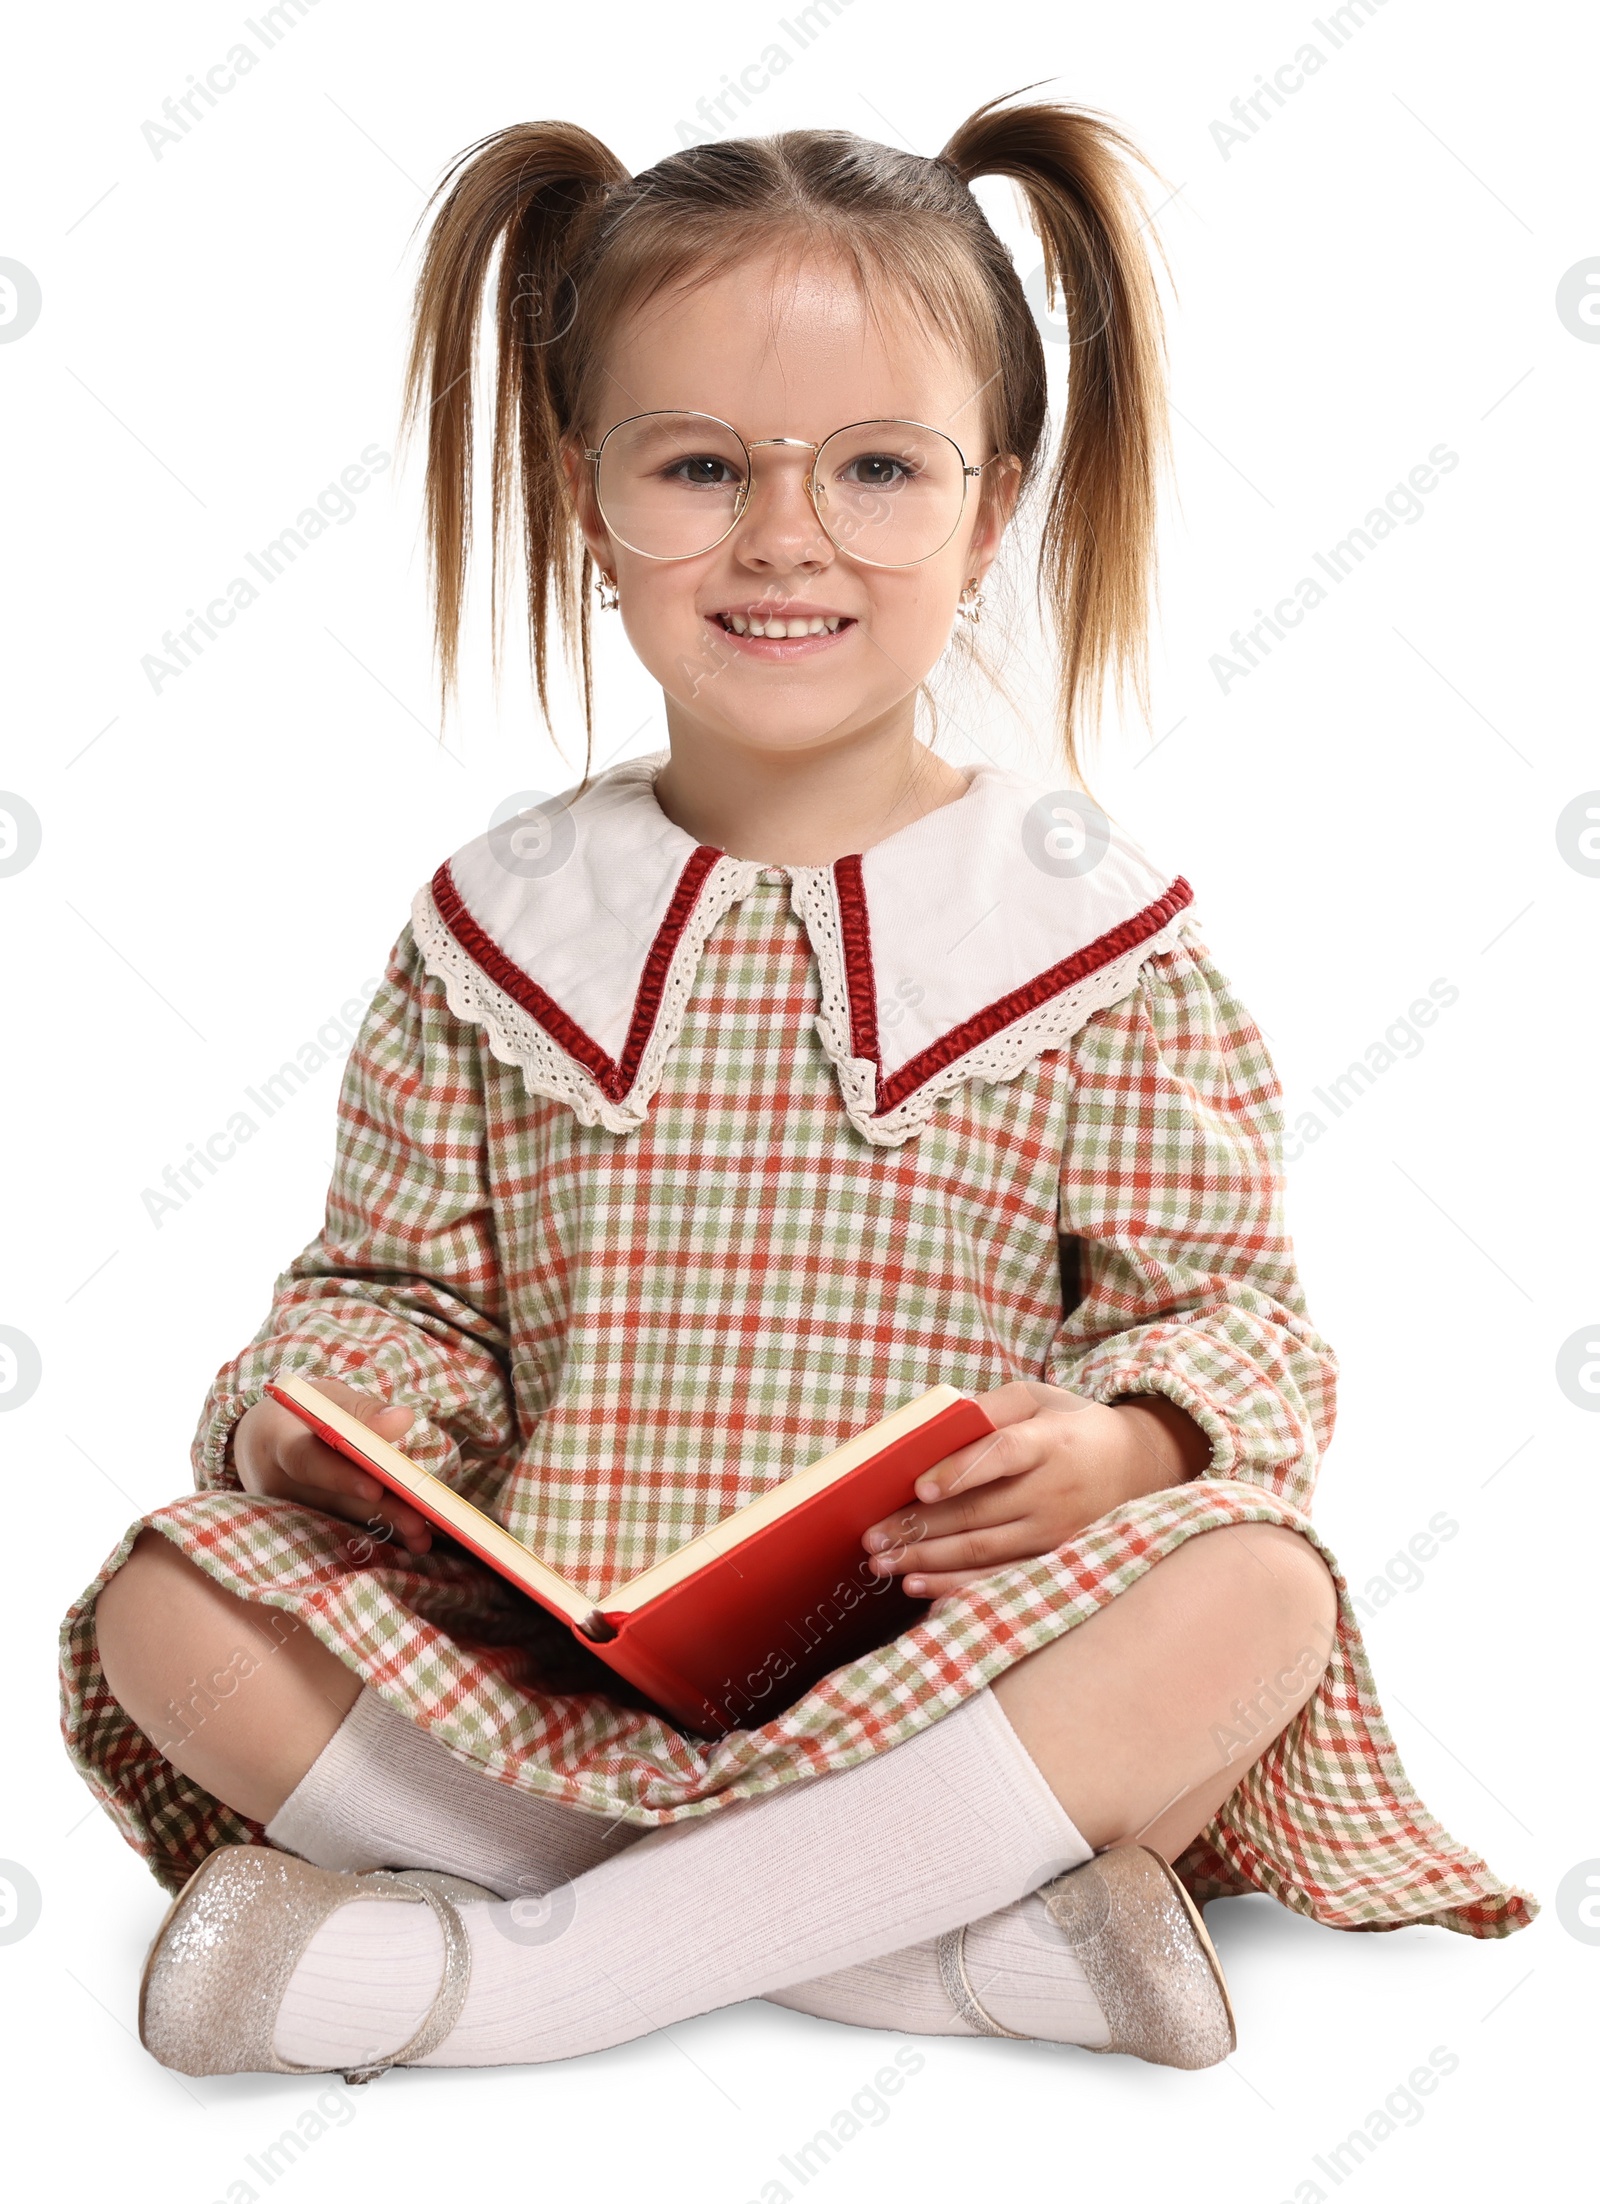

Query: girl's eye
[664,455,744,490]
[838,453,916,489]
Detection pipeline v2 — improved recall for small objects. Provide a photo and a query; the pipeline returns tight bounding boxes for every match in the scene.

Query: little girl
[64,93,1533,2083]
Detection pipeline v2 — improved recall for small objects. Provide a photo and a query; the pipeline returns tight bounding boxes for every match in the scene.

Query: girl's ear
[560,439,614,578]
[966,454,1024,588]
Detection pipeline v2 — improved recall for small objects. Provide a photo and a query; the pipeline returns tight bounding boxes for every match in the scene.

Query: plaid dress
[59,791,1535,1938]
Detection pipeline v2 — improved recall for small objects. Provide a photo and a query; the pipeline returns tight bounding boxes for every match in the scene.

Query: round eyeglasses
[582,410,1006,568]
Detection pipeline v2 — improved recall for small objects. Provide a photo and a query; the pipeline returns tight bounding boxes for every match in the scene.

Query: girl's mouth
[709,611,855,657]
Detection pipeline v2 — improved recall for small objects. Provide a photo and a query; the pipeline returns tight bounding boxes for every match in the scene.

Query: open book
[266,1372,993,1737]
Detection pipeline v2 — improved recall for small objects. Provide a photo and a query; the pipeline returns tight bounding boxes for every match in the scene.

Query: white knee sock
[264,1688,642,1901]
[273,1688,1094,2068]
[266,1685,1107,2053]
[766,1895,1111,2044]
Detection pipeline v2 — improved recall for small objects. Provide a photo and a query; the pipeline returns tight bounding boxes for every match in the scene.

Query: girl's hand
[231,1377,433,1557]
[862,1380,1210,1597]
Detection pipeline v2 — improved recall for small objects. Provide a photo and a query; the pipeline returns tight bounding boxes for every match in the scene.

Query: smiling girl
[65,94,1532,2084]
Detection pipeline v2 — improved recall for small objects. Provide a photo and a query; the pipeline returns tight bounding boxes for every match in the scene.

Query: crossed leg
[98,1519,1337,1858]
[100,1519,1336,2064]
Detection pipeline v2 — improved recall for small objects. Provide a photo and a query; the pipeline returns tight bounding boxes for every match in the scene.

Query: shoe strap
[935,1924,1029,2040]
[337,1873,475,2084]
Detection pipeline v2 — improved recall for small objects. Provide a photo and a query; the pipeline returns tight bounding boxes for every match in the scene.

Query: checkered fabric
[60,886,1535,1935]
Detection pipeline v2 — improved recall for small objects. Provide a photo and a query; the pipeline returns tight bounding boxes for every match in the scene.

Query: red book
[266,1373,993,1737]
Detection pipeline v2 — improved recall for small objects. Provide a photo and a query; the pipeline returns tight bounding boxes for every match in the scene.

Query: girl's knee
[100,1524,217,1614]
[1206,1521,1337,1661]
[98,1529,191,1641]
[1240,1520,1336,1607]
[97,1532,279,1704]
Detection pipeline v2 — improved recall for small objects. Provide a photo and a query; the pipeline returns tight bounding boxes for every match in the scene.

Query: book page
[603,1385,966,1615]
[268,1374,596,1630]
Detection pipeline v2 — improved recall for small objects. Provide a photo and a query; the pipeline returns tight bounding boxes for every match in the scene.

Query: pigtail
[940,94,1172,762]
[402,121,628,737]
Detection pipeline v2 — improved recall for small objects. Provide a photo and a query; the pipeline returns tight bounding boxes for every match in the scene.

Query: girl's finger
[900,1563,1025,1598]
[305,1378,414,1435]
[912,1418,1057,1505]
[289,1476,434,1555]
[267,1437,433,1553]
[364,1404,417,1440]
[969,1380,1073,1427]
[281,1439,389,1506]
[868,1521,1038,1579]
[349,1503,433,1556]
[863,1478,1033,1553]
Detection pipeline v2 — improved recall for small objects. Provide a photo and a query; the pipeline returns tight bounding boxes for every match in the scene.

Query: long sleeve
[192,925,516,1492]
[1049,930,1336,1514]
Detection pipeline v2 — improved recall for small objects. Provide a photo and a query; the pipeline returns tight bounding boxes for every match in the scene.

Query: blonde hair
[403,90,1171,778]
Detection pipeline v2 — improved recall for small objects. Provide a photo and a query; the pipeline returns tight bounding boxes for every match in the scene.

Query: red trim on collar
[829,864,1195,1115]
[430,846,722,1105]
[833,853,879,1065]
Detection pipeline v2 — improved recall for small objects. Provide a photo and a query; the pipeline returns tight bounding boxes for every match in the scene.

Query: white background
[1,0,1594,2196]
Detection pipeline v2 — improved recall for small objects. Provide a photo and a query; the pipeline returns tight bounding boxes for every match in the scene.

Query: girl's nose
[733,450,834,572]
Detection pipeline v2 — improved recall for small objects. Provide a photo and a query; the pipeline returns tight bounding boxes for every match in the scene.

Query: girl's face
[563,249,1021,760]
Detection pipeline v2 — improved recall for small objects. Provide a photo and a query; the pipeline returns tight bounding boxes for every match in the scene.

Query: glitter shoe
[138,1845,488,2081]
[935,1844,1237,2068]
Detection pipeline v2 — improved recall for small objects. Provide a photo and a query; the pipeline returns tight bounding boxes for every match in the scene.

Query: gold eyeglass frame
[582,409,1009,568]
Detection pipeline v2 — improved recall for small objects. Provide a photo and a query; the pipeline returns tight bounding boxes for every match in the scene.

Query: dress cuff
[1060,1354,1241,1479]
[193,1389,263,1493]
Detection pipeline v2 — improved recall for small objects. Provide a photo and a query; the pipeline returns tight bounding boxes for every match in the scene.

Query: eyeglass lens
[593,412,969,566]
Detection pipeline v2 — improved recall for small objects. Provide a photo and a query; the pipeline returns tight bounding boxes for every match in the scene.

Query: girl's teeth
[722,614,845,637]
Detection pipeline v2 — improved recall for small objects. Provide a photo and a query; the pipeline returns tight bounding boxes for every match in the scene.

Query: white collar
[411,753,1194,1145]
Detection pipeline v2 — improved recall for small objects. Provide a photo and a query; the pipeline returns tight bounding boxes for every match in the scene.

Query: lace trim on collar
[789,865,1194,1146]
[413,855,762,1135]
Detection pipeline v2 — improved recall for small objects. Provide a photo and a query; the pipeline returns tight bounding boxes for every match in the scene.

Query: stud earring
[595,572,620,611]
[956,579,985,625]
